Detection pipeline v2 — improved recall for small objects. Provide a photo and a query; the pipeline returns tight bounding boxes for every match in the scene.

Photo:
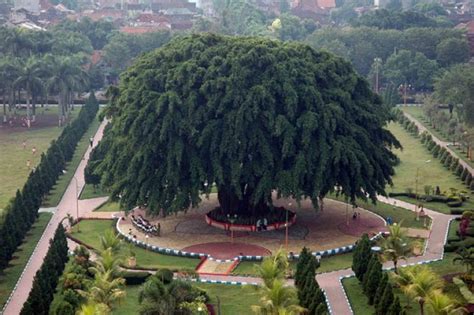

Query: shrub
[121,271,151,285]
[440,150,448,163]
[450,209,468,215]
[450,158,459,171]
[461,168,469,181]
[432,145,441,158]
[427,140,436,151]
[465,173,472,186]
[444,155,453,168]
[444,238,474,252]
[447,200,463,207]
[456,164,464,176]
[470,180,474,191]
[156,268,174,284]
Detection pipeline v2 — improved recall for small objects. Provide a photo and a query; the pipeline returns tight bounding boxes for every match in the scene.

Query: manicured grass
[329,194,429,229]
[0,212,52,309]
[232,253,353,276]
[79,183,108,200]
[44,116,101,207]
[388,123,473,214]
[196,283,260,314]
[94,201,121,212]
[115,283,260,315]
[401,106,474,169]
[112,285,141,315]
[70,219,199,270]
[448,219,460,239]
[0,109,78,210]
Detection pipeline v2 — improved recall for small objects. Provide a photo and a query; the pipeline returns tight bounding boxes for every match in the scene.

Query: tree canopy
[89,34,399,216]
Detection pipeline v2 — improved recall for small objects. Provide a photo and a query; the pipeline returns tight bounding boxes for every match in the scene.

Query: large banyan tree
[87,34,400,217]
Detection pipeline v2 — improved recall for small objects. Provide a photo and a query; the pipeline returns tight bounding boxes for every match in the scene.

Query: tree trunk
[32,93,36,122]
[3,91,6,123]
[26,86,31,128]
[217,185,270,217]
[419,300,424,315]
[393,260,398,274]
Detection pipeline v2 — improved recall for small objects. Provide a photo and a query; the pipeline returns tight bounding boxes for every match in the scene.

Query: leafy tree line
[306,26,469,82]
[20,225,69,315]
[0,94,98,273]
[87,34,399,217]
[0,26,99,126]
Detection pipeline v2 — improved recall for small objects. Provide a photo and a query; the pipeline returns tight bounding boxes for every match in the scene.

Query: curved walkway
[404,111,473,175]
[2,119,109,315]
[315,195,455,315]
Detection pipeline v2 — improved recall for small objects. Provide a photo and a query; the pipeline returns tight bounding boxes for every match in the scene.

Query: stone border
[116,215,385,262]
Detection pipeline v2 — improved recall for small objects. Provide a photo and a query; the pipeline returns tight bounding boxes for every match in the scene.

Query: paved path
[404,112,473,175]
[315,195,454,315]
[2,119,108,315]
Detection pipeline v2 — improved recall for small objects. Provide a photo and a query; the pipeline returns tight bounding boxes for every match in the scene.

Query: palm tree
[381,223,412,273]
[14,57,45,127]
[46,55,88,126]
[90,247,122,277]
[426,292,466,315]
[78,268,126,310]
[406,266,444,315]
[77,300,112,315]
[254,248,288,289]
[99,229,122,254]
[393,265,420,307]
[138,275,176,315]
[251,279,306,315]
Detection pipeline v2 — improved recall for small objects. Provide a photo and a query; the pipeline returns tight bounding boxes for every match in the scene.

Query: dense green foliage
[20,225,69,315]
[53,17,116,50]
[351,234,372,281]
[295,248,327,314]
[88,34,399,216]
[0,94,98,272]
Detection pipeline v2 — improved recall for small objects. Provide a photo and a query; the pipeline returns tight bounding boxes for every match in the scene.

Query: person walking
[89,137,94,147]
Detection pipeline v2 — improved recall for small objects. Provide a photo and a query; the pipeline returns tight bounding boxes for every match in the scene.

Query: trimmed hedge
[122,271,152,285]
[465,173,472,186]
[447,200,463,207]
[444,238,474,252]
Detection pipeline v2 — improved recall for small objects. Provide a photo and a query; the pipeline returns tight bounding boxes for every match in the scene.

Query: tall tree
[89,34,400,217]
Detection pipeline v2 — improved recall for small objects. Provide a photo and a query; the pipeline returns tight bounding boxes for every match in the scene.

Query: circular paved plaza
[119,194,385,259]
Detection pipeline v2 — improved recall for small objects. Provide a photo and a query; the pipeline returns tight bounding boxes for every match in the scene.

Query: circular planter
[205,212,296,232]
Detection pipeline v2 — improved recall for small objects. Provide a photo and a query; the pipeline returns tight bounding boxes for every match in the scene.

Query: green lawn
[70,219,199,270]
[388,123,474,214]
[448,220,460,239]
[401,106,474,169]
[343,252,463,315]
[94,201,122,212]
[114,282,260,315]
[329,194,429,229]
[44,115,102,207]
[79,183,108,200]
[232,252,353,276]
[0,212,52,309]
[0,109,78,210]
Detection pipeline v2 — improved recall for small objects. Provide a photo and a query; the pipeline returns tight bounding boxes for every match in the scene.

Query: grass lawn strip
[114,282,260,315]
[388,122,473,214]
[70,219,199,270]
[0,213,53,309]
[93,201,121,212]
[44,115,101,207]
[0,109,78,210]
[401,106,474,170]
[79,184,108,200]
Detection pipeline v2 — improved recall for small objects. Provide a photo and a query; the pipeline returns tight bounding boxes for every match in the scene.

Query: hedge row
[21,225,69,315]
[0,94,99,272]
[351,234,401,314]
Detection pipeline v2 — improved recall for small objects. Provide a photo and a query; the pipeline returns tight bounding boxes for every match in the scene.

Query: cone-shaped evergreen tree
[295,247,311,287]
[362,254,377,289]
[388,296,402,315]
[352,234,372,280]
[377,281,394,315]
[364,256,382,305]
[374,272,388,308]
